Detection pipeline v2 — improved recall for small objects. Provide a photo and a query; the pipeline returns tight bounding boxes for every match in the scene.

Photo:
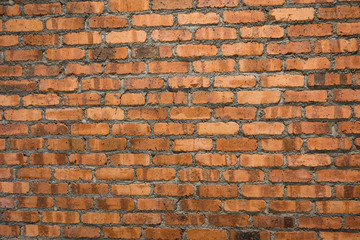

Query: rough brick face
[0,0,359,238]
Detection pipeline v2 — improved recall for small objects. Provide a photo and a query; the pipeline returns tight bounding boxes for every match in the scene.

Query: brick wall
[0,0,360,239]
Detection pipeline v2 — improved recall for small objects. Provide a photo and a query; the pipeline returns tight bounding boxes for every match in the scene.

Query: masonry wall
[0,0,360,239]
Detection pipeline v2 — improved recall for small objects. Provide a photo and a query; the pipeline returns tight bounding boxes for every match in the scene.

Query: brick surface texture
[0,0,359,239]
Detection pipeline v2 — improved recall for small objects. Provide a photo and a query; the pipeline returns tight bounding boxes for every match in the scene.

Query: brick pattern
[0,0,360,239]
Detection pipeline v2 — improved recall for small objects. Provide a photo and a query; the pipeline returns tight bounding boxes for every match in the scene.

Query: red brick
[46,18,84,30]
[263,106,302,119]
[292,0,332,3]
[66,1,104,13]
[54,169,92,181]
[0,124,28,135]
[276,232,317,240]
[224,10,265,23]
[315,38,358,53]
[299,217,341,229]
[103,227,141,239]
[0,197,14,208]
[306,105,351,119]
[5,49,42,61]
[124,213,161,225]
[149,92,187,105]
[105,62,145,74]
[308,137,352,151]
[109,0,149,12]
[336,56,360,69]
[179,12,219,25]
[198,0,238,7]
[286,57,330,70]
[270,8,314,21]
[209,214,249,227]
[145,228,182,240]
[112,183,151,196]
[23,93,60,106]
[64,226,100,238]
[113,123,150,135]
[65,63,102,75]
[0,80,37,92]
[110,154,149,166]
[317,170,360,182]
[195,27,237,40]
[46,48,85,61]
[243,0,285,5]
[24,3,62,15]
[181,199,221,211]
[335,154,360,167]
[153,0,192,9]
[215,107,257,120]
[241,25,284,38]
[82,212,120,224]
[0,168,12,179]
[149,61,189,73]
[179,168,219,181]
[318,6,360,19]
[95,168,133,180]
[199,184,238,198]
[124,77,164,89]
[269,201,312,212]
[71,183,108,194]
[289,122,330,135]
[153,153,193,166]
[337,22,360,35]
[24,225,60,237]
[152,29,192,41]
[10,138,45,150]
[187,229,227,240]
[30,153,67,165]
[239,59,282,72]
[86,107,124,120]
[25,64,61,77]
[0,5,20,16]
[0,182,29,193]
[316,201,360,214]
[320,232,360,240]
[345,216,360,229]
[89,16,128,28]
[32,182,67,194]
[0,65,22,77]
[288,185,332,198]
[154,123,194,135]
[45,108,82,121]
[197,122,238,135]
[240,154,283,167]
[18,196,53,208]
[177,44,217,57]
[31,123,68,135]
[97,198,135,209]
[71,123,109,135]
[194,59,235,73]
[261,138,303,151]
[69,153,107,166]
[223,170,265,182]
[3,211,39,222]
[106,30,146,43]
[137,168,176,181]
[214,75,256,88]
[165,213,205,225]
[154,184,193,196]
[5,19,43,32]
[217,138,258,151]
[173,139,213,151]
[242,184,284,197]
[243,122,284,135]
[288,24,332,37]
[133,14,173,27]
[269,169,311,182]
[138,198,175,210]
[39,78,78,92]
[253,215,294,228]
[268,41,311,55]
[288,154,331,167]
[48,138,85,151]
[83,78,121,90]
[222,42,263,56]
[131,138,169,151]
[56,197,93,210]
[128,108,167,120]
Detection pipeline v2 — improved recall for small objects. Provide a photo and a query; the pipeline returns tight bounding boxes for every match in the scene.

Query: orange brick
[173,138,213,151]
[243,0,285,5]
[215,107,257,120]
[194,59,235,73]
[336,56,360,69]
[138,198,175,210]
[89,138,126,151]
[239,59,282,72]
[223,170,265,182]
[318,6,360,19]
[109,0,149,12]
[54,168,92,181]
[130,138,170,151]
[0,95,20,106]
[153,0,192,9]
[0,80,37,92]
[0,35,19,46]
[209,214,249,227]
[0,182,29,193]
[128,108,167,120]
[145,228,182,240]
[124,77,164,89]
[24,225,60,237]
[176,44,217,57]
[103,227,141,239]
[214,75,256,88]
[269,169,311,182]
[64,226,100,238]
[337,22,360,35]
[112,183,151,196]
[335,154,360,167]
[263,106,302,119]
[242,122,284,135]
[5,49,42,61]
[269,8,314,21]
[18,196,53,208]
[10,138,45,150]
[154,123,194,135]
[267,41,311,55]
[316,201,360,214]
[16,168,51,181]
[137,168,176,181]
[319,232,360,240]
[152,29,192,41]
[97,198,135,210]
[106,62,145,74]
[305,105,351,119]
[198,122,239,135]
[48,138,85,151]
[237,90,281,104]
[270,201,312,212]
[81,212,120,224]
[285,90,327,102]
[39,78,78,91]
[193,91,233,104]
[222,42,263,56]
[154,184,194,196]
[187,229,227,240]
[86,107,124,120]
[3,211,39,222]
[64,32,102,45]
[113,123,150,135]
[181,199,221,211]
[315,38,358,53]
[25,64,61,76]
[123,213,161,225]
[110,153,150,166]
[179,12,219,25]
[288,154,331,167]
[148,92,187,105]
[46,108,82,121]
[133,14,173,27]
[83,78,121,90]
[153,153,193,166]
[0,65,22,77]
[106,30,146,43]
[32,182,67,194]
[46,48,85,61]
[71,183,108,194]
[195,27,237,40]
[5,19,43,32]
[224,10,265,23]
[241,25,284,38]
